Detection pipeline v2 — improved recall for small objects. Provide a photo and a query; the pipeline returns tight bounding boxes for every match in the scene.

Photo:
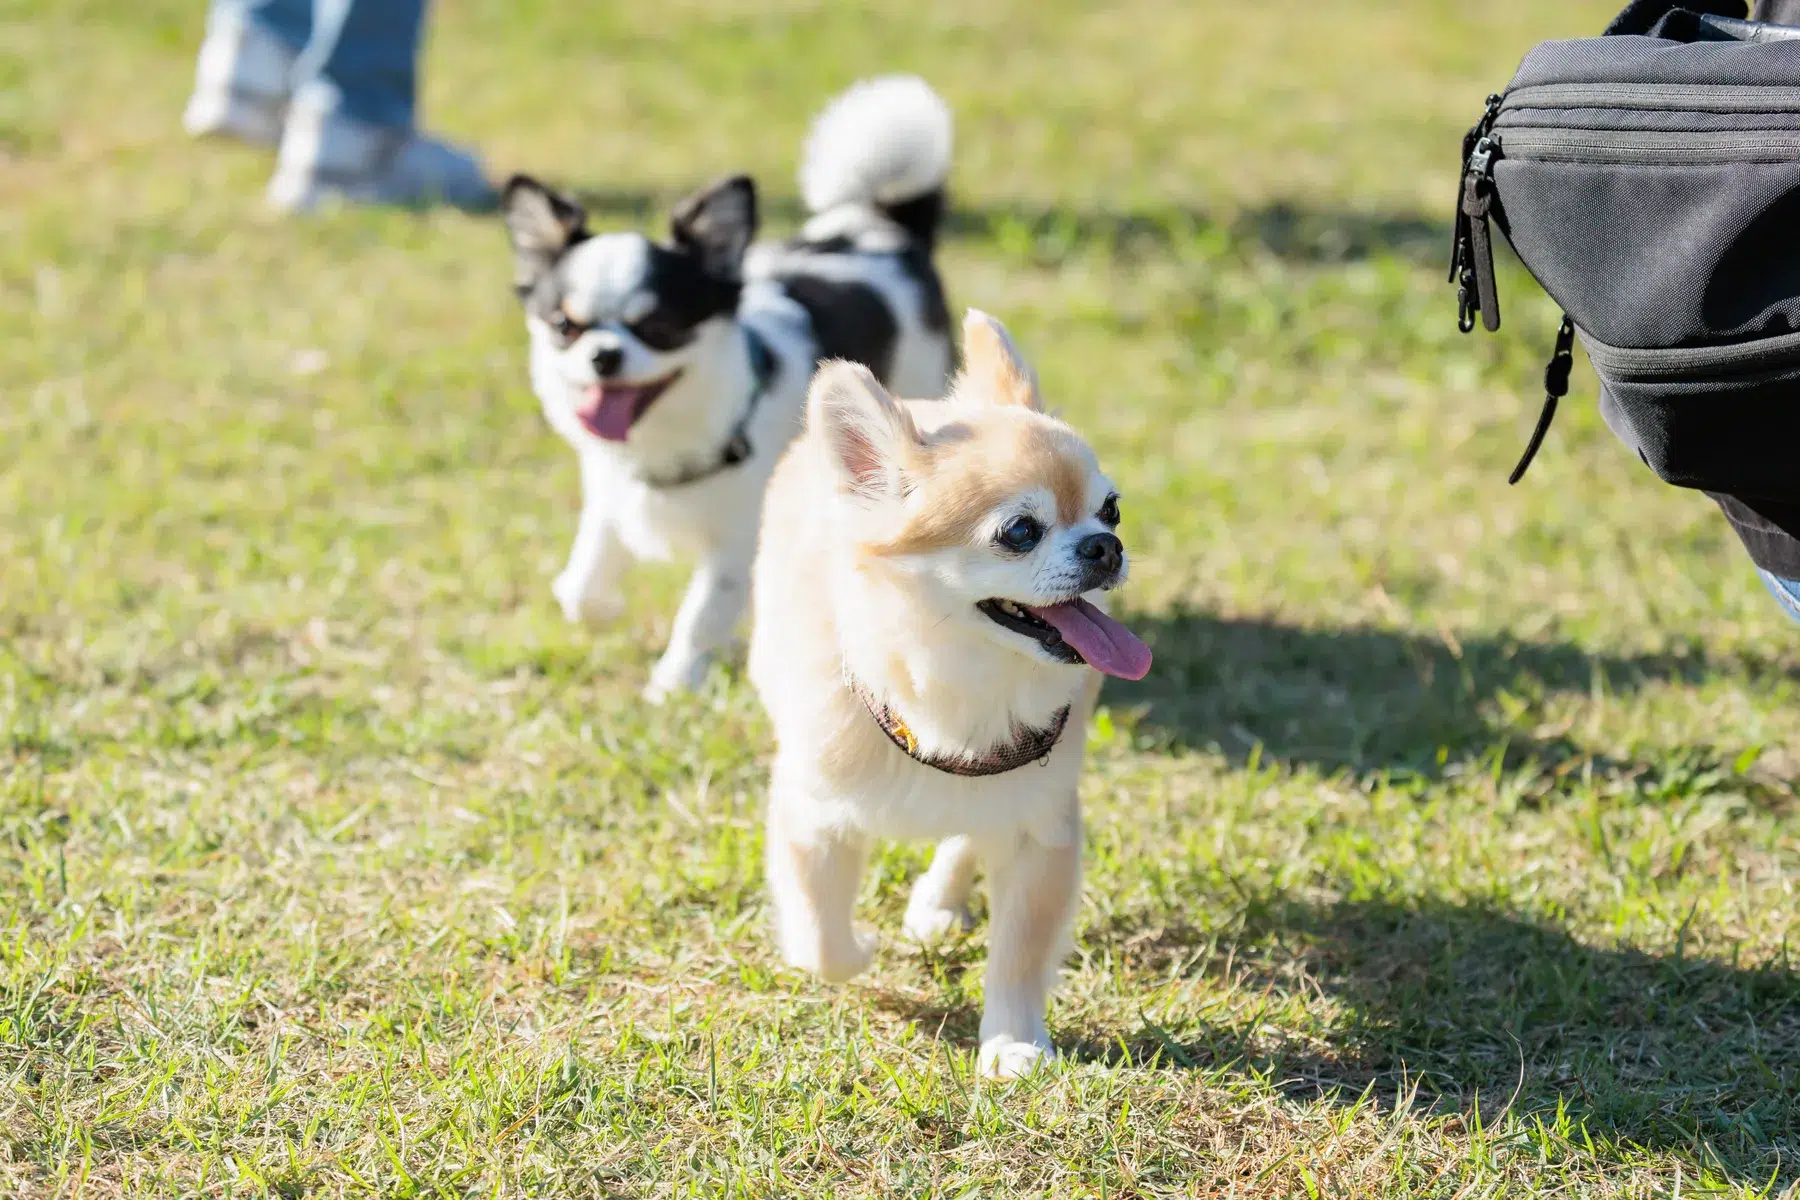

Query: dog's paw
[978,1036,1054,1081]
[643,654,709,704]
[782,927,876,984]
[902,899,975,945]
[817,929,877,982]
[552,572,623,627]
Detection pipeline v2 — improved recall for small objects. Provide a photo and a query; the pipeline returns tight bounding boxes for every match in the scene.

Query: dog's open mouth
[574,371,682,442]
[977,597,1153,680]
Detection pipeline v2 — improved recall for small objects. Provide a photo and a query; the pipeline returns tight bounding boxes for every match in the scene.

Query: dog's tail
[800,75,952,249]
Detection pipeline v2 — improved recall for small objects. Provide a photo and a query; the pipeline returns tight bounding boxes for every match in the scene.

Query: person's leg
[216,0,313,50]
[291,0,423,132]
[184,0,311,144]
[1759,571,1800,623]
[268,0,494,212]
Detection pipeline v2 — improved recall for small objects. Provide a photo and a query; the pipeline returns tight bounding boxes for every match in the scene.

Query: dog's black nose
[1076,532,1123,574]
[593,345,625,377]
[1072,532,1116,582]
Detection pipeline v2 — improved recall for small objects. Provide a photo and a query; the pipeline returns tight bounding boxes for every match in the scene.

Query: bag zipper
[1506,323,1800,484]
[1469,81,1800,484]
[1505,81,1800,114]
[1450,94,1503,334]
[1499,126,1800,163]
[1579,325,1800,379]
[1449,96,1570,483]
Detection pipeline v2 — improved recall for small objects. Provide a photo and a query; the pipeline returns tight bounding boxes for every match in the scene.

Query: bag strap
[1605,0,1744,34]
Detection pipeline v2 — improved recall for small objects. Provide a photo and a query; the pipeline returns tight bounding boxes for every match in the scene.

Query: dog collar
[845,672,1070,778]
[637,327,780,490]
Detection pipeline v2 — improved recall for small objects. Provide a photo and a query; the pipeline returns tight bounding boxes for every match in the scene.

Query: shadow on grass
[873,898,1800,1180]
[565,186,1445,266]
[1072,898,1800,1185]
[1105,607,1797,792]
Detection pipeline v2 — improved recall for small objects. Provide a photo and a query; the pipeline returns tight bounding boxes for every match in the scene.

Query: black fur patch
[882,189,949,332]
[775,275,899,384]
[786,224,949,337]
[531,238,742,352]
[881,190,946,250]
[897,245,950,334]
[792,235,856,256]
[627,245,742,349]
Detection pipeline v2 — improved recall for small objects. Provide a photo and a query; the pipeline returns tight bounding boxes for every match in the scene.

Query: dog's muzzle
[1074,532,1125,592]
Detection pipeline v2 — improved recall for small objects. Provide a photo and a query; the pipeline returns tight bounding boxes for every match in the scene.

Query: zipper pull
[1449,208,1471,288]
[1460,134,1502,334]
[1450,94,1502,285]
[1449,171,1472,290]
[1508,315,1575,485]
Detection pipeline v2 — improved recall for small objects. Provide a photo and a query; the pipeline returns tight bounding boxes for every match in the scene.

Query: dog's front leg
[644,554,749,701]
[553,457,628,626]
[977,821,1081,1080]
[766,784,875,982]
[903,835,979,943]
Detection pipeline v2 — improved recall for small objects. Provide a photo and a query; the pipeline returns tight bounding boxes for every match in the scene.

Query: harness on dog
[638,328,780,490]
[845,672,1071,778]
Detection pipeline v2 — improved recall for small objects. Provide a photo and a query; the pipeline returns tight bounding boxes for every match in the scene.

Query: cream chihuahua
[749,310,1152,1078]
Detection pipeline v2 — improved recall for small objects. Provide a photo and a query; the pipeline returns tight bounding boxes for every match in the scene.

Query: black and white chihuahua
[503,76,955,700]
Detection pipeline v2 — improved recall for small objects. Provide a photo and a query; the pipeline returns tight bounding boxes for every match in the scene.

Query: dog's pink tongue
[579,384,636,442]
[1024,598,1153,680]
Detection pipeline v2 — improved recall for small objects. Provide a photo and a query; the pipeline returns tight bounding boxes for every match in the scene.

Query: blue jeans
[1761,571,1800,622]
[211,0,425,130]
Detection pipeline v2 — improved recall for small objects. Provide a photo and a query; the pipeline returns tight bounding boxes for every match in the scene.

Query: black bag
[1456,0,1800,499]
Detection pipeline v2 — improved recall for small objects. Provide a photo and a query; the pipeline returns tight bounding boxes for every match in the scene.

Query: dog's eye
[997,515,1043,553]
[628,310,692,352]
[1098,494,1120,527]
[548,311,584,345]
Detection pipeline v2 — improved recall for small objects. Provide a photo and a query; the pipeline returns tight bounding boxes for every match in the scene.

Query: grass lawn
[6,0,1800,1194]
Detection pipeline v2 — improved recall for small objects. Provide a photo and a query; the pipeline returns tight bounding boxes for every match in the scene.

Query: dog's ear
[809,360,919,502]
[959,309,1042,411]
[670,175,759,278]
[502,175,587,293]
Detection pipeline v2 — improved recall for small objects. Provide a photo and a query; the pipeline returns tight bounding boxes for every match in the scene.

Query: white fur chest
[843,736,1085,845]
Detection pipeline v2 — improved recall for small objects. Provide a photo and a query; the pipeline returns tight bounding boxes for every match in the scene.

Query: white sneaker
[267,96,497,213]
[182,20,295,146]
